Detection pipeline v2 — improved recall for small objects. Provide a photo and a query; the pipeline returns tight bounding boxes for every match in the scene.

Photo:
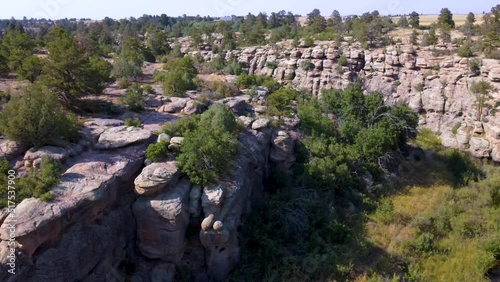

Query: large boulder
[224,98,250,116]
[134,162,181,195]
[95,126,152,150]
[469,137,491,158]
[270,130,295,170]
[183,100,205,115]
[0,139,28,160]
[159,98,190,113]
[133,178,191,262]
[251,119,270,130]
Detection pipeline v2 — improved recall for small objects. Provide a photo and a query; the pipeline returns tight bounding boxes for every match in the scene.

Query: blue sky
[1,0,498,20]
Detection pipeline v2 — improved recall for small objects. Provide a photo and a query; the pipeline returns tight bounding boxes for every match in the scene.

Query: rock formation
[192,41,500,161]
[0,112,295,281]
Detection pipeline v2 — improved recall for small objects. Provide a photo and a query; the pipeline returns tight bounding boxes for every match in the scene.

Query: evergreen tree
[409,11,420,28]
[306,9,327,34]
[398,16,409,28]
[41,27,112,104]
[438,8,455,29]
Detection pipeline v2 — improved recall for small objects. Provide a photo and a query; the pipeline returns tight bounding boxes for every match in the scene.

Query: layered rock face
[132,125,278,281]
[0,120,152,282]
[194,42,500,161]
[0,113,294,281]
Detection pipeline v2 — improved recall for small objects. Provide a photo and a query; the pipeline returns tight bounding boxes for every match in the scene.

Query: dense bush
[235,73,280,92]
[162,57,198,96]
[458,41,474,57]
[162,114,201,137]
[266,86,298,118]
[0,89,11,104]
[145,140,169,162]
[0,84,80,148]
[176,104,239,186]
[204,80,239,98]
[122,83,144,112]
[0,156,62,208]
[124,117,141,127]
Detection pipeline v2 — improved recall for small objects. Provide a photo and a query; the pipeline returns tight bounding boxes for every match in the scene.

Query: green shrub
[124,117,141,127]
[145,140,169,162]
[235,73,256,89]
[266,86,297,118]
[458,42,474,58]
[162,57,198,97]
[152,70,168,83]
[0,84,80,148]
[491,185,500,208]
[0,89,11,104]
[414,82,425,92]
[224,59,243,75]
[235,73,280,92]
[438,149,479,187]
[176,104,239,186]
[261,78,281,93]
[123,83,144,112]
[338,55,348,67]
[266,61,278,69]
[468,58,481,75]
[205,80,239,98]
[373,198,394,224]
[118,76,130,89]
[452,122,461,135]
[304,36,315,47]
[415,232,435,254]
[142,84,155,94]
[300,59,313,70]
[0,156,62,208]
[162,115,201,137]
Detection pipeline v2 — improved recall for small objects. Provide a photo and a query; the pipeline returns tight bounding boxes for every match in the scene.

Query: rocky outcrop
[131,118,285,281]
[133,178,191,262]
[192,42,500,162]
[270,130,296,170]
[0,142,147,282]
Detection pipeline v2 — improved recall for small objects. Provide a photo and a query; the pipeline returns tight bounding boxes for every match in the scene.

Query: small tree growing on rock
[267,87,298,119]
[470,80,494,121]
[176,104,239,186]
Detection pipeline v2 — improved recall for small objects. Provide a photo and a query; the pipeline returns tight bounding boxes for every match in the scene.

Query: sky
[0,0,498,20]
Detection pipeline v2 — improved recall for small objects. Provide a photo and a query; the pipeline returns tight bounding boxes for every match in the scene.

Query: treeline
[1,5,500,66]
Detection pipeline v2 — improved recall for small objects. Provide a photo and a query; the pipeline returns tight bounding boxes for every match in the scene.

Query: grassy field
[358,131,500,281]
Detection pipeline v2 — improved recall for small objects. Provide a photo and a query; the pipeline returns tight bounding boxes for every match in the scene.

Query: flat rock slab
[83,118,124,127]
[24,146,69,161]
[95,126,152,150]
[0,144,146,260]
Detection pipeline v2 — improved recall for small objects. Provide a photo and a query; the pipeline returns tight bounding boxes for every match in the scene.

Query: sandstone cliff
[0,115,294,281]
[192,41,500,161]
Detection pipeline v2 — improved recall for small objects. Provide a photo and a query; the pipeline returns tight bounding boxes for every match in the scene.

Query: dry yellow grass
[366,185,450,254]
[299,14,486,27]
[393,14,485,27]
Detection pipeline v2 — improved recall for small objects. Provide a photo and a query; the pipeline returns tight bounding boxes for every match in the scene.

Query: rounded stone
[201,214,215,231]
[213,221,224,232]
